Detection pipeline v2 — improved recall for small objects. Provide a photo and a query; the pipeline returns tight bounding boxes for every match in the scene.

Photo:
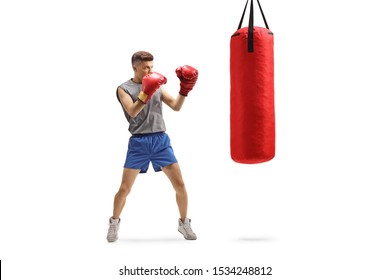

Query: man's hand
[138,72,167,103]
[175,65,198,96]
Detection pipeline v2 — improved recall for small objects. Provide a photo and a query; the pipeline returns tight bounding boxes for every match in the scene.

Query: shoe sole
[178,229,197,240]
[107,239,117,242]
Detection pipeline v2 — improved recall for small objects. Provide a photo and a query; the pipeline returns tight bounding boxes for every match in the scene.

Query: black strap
[257,0,269,30]
[237,0,249,30]
[237,0,270,52]
[248,0,254,52]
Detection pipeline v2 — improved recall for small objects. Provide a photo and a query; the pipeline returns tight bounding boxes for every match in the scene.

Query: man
[107,51,198,242]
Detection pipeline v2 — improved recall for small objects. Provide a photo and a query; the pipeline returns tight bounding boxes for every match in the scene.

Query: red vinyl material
[230,26,275,164]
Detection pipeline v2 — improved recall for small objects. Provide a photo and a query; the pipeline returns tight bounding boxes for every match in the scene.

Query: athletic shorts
[124,132,178,173]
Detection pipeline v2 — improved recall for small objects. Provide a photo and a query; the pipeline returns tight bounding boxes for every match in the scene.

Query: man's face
[133,60,154,81]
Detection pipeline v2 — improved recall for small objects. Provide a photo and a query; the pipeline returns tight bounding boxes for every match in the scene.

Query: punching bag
[230,0,275,164]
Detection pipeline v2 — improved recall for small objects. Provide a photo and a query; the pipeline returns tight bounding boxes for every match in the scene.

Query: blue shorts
[124,132,178,173]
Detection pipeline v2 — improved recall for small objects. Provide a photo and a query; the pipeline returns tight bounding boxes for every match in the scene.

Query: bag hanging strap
[237,0,270,52]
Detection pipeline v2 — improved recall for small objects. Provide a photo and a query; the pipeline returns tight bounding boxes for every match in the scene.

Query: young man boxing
[107,51,198,242]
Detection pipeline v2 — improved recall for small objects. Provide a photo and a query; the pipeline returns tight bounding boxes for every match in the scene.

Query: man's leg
[162,163,197,240]
[107,168,140,242]
[113,168,140,219]
[162,163,187,220]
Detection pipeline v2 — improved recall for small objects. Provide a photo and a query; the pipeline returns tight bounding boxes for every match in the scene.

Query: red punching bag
[230,0,275,164]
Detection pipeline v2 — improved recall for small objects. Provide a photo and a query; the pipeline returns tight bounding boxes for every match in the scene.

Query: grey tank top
[117,79,166,134]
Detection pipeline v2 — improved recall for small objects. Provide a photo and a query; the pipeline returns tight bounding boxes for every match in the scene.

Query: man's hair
[131,51,154,66]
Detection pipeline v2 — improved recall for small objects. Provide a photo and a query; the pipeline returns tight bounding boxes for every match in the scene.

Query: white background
[1,0,390,279]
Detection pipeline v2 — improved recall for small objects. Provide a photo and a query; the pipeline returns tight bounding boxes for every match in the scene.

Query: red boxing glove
[138,72,167,103]
[175,65,198,96]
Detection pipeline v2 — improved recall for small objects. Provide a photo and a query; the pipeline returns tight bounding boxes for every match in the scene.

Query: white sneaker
[178,218,197,240]
[107,217,120,242]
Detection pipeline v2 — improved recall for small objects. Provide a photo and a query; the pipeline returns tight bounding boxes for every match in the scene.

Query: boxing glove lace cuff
[138,91,149,103]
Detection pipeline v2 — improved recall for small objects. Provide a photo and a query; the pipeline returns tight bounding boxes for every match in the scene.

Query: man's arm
[162,65,199,111]
[161,86,186,111]
[117,87,145,118]
[117,72,167,118]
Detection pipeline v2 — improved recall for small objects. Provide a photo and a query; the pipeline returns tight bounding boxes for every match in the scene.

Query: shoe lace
[183,223,194,235]
[108,223,118,235]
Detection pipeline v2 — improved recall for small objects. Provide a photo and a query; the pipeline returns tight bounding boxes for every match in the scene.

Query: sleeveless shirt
[117,79,166,134]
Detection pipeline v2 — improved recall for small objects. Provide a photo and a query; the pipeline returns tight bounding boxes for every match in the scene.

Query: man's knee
[174,181,186,193]
[117,183,132,196]
[118,168,139,196]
